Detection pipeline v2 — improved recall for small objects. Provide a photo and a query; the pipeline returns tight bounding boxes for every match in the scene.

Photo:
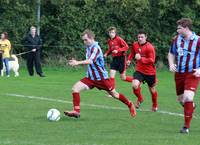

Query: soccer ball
[47,108,60,121]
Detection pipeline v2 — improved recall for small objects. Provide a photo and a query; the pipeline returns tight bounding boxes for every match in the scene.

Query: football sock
[110,78,115,88]
[125,76,133,82]
[151,91,158,107]
[118,93,131,107]
[184,102,194,129]
[72,92,80,113]
[133,87,143,102]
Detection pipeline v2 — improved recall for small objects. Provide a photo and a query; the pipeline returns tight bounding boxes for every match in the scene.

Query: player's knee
[109,90,119,98]
[183,91,194,102]
[132,83,139,89]
[183,95,194,102]
[72,86,79,93]
[120,75,126,80]
[150,87,156,93]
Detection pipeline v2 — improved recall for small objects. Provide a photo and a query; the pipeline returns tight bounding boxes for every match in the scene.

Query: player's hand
[169,64,177,72]
[135,53,141,60]
[32,49,36,52]
[69,59,78,66]
[104,54,107,58]
[126,60,131,66]
[112,50,118,54]
[193,68,200,77]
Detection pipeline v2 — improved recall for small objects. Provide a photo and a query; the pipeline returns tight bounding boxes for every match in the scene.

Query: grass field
[0,67,200,145]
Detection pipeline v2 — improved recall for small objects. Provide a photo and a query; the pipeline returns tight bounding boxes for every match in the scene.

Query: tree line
[0,0,200,66]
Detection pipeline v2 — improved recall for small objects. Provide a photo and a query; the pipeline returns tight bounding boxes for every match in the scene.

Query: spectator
[0,32,11,77]
[23,26,45,77]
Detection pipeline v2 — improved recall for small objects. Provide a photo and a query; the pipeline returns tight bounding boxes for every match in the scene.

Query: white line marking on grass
[5,93,127,110]
[4,93,198,119]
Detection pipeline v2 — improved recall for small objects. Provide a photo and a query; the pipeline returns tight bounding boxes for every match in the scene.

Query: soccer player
[168,18,200,133]
[127,29,158,112]
[104,26,133,88]
[64,29,136,118]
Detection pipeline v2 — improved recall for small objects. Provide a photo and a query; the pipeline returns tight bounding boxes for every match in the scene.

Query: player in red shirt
[127,29,158,112]
[104,26,133,88]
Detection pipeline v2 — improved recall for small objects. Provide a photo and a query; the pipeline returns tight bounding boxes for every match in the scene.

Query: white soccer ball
[47,108,60,121]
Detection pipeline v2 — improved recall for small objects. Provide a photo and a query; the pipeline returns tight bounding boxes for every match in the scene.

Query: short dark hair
[2,32,8,39]
[138,29,147,36]
[176,18,193,30]
[107,26,117,33]
[82,29,95,39]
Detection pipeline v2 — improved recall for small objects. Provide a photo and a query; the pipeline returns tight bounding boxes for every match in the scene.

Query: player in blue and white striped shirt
[168,18,200,133]
[64,29,136,118]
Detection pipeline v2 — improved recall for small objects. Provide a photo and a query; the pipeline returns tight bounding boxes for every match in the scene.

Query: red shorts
[80,77,114,91]
[175,72,200,95]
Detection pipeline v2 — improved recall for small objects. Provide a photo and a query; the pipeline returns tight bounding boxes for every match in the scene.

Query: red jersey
[104,36,128,57]
[128,41,156,75]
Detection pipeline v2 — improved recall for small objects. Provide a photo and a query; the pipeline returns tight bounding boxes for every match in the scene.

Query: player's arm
[104,41,112,57]
[168,38,177,72]
[118,38,129,52]
[104,48,111,57]
[127,43,135,65]
[193,39,200,77]
[168,52,176,72]
[69,47,99,66]
[69,59,92,66]
[140,45,155,64]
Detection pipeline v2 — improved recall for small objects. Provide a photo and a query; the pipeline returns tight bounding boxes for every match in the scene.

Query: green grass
[0,67,200,145]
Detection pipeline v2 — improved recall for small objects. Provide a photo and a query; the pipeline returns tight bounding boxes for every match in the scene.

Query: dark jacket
[23,34,42,51]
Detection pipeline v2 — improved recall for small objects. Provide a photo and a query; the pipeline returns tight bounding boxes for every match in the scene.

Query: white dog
[1,54,19,77]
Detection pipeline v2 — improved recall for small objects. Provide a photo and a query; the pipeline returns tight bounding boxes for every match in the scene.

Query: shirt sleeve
[169,36,178,55]
[104,40,112,56]
[118,37,128,52]
[128,43,135,61]
[7,40,11,51]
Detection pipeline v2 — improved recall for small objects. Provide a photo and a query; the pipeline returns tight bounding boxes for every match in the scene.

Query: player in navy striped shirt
[64,29,136,118]
[168,18,200,133]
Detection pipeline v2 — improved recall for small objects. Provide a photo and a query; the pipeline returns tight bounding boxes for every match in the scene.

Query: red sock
[72,92,80,113]
[133,87,143,102]
[184,102,194,128]
[151,91,158,107]
[110,78,115,88]
[125,76,133,82]
[118,93,131,107]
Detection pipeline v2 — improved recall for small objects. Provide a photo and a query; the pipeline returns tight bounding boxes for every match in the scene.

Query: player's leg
[120,70,133,82]
[146,75,158,112]
[180,90,195,133]
[64,80,90,118]
[132,71,143,108]
[177,94,184,106]
[176,73,199,133]
[148,86,158,112]
[119,56,133,82]
[110,57,119,88]
[108,89,136,117]
[110,69,116,87]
